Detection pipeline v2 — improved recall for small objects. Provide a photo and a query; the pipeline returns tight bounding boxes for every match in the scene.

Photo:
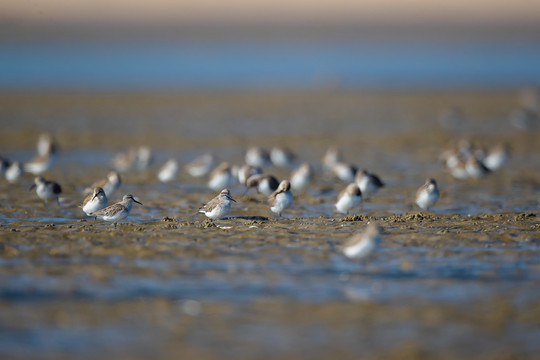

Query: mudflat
[0,91,539,359]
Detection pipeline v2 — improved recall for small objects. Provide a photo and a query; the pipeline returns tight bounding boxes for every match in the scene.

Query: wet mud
[0,91,539,359]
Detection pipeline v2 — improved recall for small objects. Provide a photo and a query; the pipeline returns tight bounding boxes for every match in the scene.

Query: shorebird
[245,147,272,168]
[185,153,216,178]
[90,194,142,227]
[5,161,23,183]
[268,180,293,217]
[81,187,108,216]
[341,222,382,260]
[484,143,510,171]
[355,170,384,197]
[157,158,179,183]
[30,176,62,205]
[335,183,362,214]
[332,162,357,183]
[36,133,57,156]
[270,146,297,168]
[25,142,57,175]
[208,162,235,191]
[246,174,279,195]
[198,189,236,221]
[415,178,440,211]
[289,162,313,191]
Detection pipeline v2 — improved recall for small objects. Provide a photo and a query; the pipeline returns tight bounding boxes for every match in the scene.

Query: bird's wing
[91,203,125,216]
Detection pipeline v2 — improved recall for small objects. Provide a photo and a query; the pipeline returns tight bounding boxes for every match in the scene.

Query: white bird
[185,153,216,178]
[289,162,313,191]
[81,187,108,216]
[208,162,235,191]
[268,180,293,217]
[90,194,142,227]
[245,147,272,168]
[332,162,357,183]
[484,144,510,171]
[356,169,384,197]
[198,189,236,221]
[335,183,362,214]
[36,133,56,156]
[415,178,440,211]
[270,146,297,168]
[157,158,179,183]
[25,143,57,175]
[341,222,381,260]
[30,176,62,204]
[246,174,279,195]
[5,161,24,183]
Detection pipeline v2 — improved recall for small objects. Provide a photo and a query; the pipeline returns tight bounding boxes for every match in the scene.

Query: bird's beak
[228,195,236,202]
[133,199,143,205]
[29,184,36,191]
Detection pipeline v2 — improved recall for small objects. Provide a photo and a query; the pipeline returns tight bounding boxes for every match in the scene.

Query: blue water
[1,40,540,90]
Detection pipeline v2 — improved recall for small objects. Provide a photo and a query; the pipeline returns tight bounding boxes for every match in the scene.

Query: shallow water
[0,91,539,359]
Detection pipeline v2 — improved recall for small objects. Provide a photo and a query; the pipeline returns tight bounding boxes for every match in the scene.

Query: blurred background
[1,0,540,90]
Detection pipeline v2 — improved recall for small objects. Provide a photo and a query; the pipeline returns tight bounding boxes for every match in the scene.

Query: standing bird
[289,162,313,191]
[84,171,122,197]
[415,178,440,211]
[335,183,362,214]
[135,146,153,171]
[36,133,57,156]
[157,158,179,183]
[185,153,216,178]
[5,161,24,183]
[341,222,382,260]
[484,143,510,171]
[268,180,293,217]
[356,169,384,198]
[30,176,62,205]
[332,162,357,183]
[246,174,279,195]
[245,147,272,168]
[90,194,142,227]
[81,187,108,216]
[207,162,235,191]
[198,189,236,221]
[25,142,57,175]
[270,146,297,168]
